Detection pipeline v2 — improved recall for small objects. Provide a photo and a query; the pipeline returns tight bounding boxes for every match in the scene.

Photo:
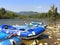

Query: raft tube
[0,32,22,45]
[16,25,46,39]
[0,24,17,30]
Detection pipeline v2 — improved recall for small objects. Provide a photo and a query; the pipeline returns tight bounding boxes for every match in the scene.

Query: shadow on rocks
[36,34,49,40]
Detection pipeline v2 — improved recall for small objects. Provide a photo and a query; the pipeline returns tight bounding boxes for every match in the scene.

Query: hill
[17,11,38,15]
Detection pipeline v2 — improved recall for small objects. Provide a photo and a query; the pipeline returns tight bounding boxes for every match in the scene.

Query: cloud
[36,6,42,9]
[35,6,47,12]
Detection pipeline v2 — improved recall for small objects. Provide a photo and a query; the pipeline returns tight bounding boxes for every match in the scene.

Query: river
[0,19,48,25]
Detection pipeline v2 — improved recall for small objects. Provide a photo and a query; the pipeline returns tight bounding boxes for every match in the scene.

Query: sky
[0,0,60,13]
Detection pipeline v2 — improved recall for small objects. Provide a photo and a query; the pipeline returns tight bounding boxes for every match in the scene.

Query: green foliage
[0,5,60,20]
[47,5,59,21]
[28,5,60,20]
[0,8,29,19]
[0,8,6,15]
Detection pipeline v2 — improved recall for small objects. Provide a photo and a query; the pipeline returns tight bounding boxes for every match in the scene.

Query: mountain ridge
[17,11,39,15]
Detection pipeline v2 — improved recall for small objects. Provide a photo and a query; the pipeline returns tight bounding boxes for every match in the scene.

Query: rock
[54,42,57,44]
[31,40,38,45]
[49,36,52,39]
[57,38,60,41]
[44,43,48,45]
[39,43,43,45]
[31,41,36,45]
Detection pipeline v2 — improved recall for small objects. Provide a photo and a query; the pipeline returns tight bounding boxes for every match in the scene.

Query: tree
[48,5,58,20]
[0,8,6,15]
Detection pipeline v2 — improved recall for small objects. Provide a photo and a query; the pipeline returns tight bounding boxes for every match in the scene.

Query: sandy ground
[22,23,60,45]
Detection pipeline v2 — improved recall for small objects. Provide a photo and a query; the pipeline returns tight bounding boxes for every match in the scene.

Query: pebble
[39,43,43,45]
[31,42,36,45]
[57,38,60,41]
[54,42,57,44]
[31,40,39,45]
[47,26,54,29]
[49,36,52,39]
[44,43,48,45]
[56,33,60,37]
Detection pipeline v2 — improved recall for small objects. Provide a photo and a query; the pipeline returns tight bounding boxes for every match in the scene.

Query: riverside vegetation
[0,5,60,21]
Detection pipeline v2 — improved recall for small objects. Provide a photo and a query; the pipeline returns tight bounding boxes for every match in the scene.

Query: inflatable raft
[12,22,44,30]
[0,32,22,45]
[0,24,18,30]
[0,24,46,39]
[25,22,43,27]
[17,25,46,39]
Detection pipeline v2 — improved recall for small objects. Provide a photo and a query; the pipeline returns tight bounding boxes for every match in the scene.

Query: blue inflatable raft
[0,32,22,45]
[0,24,46,39]
[0,24,17,30]
[16,25,46,39]
[25,22,43,27]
